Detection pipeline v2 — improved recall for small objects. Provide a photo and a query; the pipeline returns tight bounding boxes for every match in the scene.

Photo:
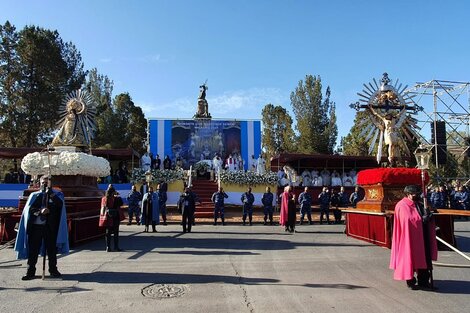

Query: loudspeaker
[431,121,447,165]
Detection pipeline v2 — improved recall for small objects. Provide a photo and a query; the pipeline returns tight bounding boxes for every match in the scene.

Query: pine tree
[0,22,86,147]
[290,75,337,154]
[0,21,21,147]
[342,111,370,156]
[261,104,296,159]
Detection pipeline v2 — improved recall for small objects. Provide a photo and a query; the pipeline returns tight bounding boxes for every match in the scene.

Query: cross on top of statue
[351,73,420,114]
[194,80,212,119]
[350,73,424,166]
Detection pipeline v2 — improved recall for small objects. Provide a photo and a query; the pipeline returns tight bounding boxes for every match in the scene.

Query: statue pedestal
[54,146,78,152]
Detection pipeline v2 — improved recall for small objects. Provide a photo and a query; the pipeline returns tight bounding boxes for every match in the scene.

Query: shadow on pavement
[434,280,470,294]
[156,250,260,256]
[0,285,92,293]
[64,271,279,285]
[302,283,368,290]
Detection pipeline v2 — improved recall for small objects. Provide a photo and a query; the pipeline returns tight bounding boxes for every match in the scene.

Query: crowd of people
[3,168,31,184]
[427,183,470,215]
[12,176,444,292]
[278,167,358,188]
[139,152,267,174]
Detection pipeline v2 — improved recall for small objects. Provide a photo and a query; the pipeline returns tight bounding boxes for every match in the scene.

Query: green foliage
[0,21,86,147]
[85,68,113,115]
[290,75,337,154]
[261,103,296,158]
[90,90,147,153]
[342,111,370,156]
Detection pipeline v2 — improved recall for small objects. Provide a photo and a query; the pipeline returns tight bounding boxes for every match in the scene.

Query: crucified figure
[369,106,407,165]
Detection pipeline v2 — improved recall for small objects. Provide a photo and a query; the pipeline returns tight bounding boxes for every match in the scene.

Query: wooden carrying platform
[344,168,456,249]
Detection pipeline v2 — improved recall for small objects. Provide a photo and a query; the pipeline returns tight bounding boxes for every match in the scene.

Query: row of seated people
[278,167,358,187]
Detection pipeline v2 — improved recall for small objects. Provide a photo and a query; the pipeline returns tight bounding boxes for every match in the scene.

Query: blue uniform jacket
[298,192,312,209]
[262,192,274,208]
[241,192,255,209]
[212,191,228,207]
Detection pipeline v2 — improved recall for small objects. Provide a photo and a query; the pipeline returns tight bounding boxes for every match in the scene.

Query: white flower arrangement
[193,161,210,174]
[131,168,185,183]
[21,151,110,177]
[219,170,278,186]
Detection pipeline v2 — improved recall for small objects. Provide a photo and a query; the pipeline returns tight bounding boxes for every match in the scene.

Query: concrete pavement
[1,220,469,313]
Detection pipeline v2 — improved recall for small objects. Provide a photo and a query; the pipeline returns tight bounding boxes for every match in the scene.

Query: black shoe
[163,222,167,226]
[222,222,226,226]
[299,221,303,225]
[49,270,62,278]
[309,221,313,225]
[263,222,267,225]
[213,223,217,226]
[127,222,131,226]
[115,248,124,252]
[152,229,157,233]
[22,273,36,281]
[243,222,246,226]
[106,247,112,252]
[249,222,252,226]
[406,277,417,289]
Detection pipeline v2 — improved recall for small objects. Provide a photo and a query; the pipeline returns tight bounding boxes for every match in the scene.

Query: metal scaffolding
[405,79,470,181]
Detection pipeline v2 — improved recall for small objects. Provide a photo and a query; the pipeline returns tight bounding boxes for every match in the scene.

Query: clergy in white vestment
[141,152,151,172]
[256,155,266,175]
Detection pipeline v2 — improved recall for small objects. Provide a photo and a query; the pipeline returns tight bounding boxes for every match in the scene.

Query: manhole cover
[141,284,188,299]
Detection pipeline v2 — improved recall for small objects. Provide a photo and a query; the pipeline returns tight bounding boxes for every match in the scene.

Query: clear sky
[2,0,470,141]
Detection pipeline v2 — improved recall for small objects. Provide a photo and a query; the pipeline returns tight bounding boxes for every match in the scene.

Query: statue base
[54,146,79,152]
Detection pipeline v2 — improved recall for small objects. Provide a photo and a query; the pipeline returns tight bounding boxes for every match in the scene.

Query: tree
[290,75,337,154]
[324,88,338,153]
[0,22,86,147]
[113,93,147,154]
[261,104,296,159]
[85,68,114,148]
[85,68,113,115]
[0,21,21,147]
[342,111,370,156]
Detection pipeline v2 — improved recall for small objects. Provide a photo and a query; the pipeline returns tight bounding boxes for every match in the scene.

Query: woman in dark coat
[101,185,124,252]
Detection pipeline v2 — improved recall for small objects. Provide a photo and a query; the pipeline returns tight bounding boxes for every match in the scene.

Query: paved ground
[1,219,469,313]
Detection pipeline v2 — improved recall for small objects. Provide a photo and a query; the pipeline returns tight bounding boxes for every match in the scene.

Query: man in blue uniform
[318,187,331,225]
[179,187,200,233]
[261,187,274,225]
[211,187,228,225]
[157,182,168,225]
[15,175,69,280]
[298,186,313,225]
[126,185,142,225]
[241,187,255,225]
